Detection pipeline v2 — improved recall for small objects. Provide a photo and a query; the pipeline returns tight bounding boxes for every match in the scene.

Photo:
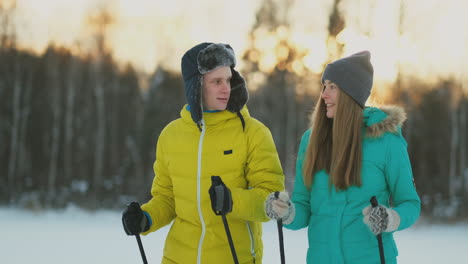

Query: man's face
[202,66,232,111]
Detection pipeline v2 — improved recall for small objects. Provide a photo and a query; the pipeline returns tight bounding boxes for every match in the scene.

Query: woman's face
[321,80,339,118]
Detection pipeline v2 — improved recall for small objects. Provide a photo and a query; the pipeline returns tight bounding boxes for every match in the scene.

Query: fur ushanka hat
[181,43,248,127]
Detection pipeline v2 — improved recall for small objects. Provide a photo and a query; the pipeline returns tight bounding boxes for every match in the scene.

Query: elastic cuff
[386,208,400,232]
[282,202,295,225]
[143,211,152,231]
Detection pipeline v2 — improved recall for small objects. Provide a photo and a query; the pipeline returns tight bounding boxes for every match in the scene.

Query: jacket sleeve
[285,129,312,230]
[384,133,421,231]
[230,124,285,222]
[141,131,176,235]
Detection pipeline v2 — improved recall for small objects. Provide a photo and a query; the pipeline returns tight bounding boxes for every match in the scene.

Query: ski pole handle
[212,176,226,214]
[209,176,232,215]
[370,196,378,208]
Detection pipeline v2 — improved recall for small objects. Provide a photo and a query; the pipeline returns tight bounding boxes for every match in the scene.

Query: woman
[122,43,284,264]
[265,51,420,263]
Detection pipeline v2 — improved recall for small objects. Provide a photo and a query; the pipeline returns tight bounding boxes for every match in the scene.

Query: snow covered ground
[1,206,467,263]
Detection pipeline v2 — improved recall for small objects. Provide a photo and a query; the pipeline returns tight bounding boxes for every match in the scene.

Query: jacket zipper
[196,120,206,264]
[246,221,256,263]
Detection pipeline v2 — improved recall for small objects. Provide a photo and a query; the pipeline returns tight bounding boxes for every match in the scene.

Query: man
[122,42,284,264]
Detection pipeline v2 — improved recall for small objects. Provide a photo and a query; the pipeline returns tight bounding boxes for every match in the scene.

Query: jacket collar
[364,105,407,138]
[181,105,250,127]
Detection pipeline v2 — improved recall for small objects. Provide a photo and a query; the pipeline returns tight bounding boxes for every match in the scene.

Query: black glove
[209,176,232,215]
[122,202,150,235]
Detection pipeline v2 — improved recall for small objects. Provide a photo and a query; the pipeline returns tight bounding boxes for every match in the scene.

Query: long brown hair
[303,88,363,190]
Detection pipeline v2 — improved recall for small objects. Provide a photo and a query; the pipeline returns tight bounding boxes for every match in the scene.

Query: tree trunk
[17,66,33,192]
[93,78,105,200]
[110,77,119,187]
[63,59,77,184]
[47,58,61,205]
[285,76,296,192]
[448,107,458,215]
[7,60,20,199]
[460,101,467,215]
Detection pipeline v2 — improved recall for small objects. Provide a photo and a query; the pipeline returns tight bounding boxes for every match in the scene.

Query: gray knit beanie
[321,51,373,107]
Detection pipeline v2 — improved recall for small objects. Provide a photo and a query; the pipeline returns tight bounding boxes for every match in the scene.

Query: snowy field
[1,206,467,264]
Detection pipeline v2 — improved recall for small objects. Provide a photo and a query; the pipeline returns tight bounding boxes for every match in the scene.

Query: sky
[1,206,467,263]
[13,0,262,73]
[7,0,468,83]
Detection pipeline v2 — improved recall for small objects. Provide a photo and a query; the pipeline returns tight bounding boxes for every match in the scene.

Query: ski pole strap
[135,234,148,264]
[370,196,385,264]
[222,214,239,264]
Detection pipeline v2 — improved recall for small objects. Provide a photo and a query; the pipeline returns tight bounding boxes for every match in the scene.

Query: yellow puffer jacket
[141,105,284,264]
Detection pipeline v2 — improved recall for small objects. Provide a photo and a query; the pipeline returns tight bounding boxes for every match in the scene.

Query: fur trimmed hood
[364,105,407,138]
[181,43,248,127]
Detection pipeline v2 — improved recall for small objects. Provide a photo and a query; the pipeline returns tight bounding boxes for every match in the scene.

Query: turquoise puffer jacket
[286,106,421,264]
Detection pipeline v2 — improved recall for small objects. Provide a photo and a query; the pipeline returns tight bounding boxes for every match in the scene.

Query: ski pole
[135,233,148,264]
[210,176,239,264]
[127,202,148,264]
[221,213,238,264]
[274,192,286,264]
[370,196,385,264]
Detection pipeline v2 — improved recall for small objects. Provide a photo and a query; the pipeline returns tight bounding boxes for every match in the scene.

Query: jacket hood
[364,105,407,138]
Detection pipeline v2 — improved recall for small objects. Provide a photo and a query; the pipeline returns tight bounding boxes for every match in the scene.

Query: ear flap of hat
[185,75,203,126]
[227,68,248,113]
[181,43,212,126]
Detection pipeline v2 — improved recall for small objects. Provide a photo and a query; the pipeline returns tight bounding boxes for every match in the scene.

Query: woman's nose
[321,90,328,99]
